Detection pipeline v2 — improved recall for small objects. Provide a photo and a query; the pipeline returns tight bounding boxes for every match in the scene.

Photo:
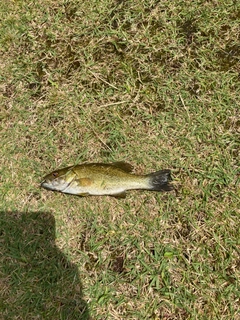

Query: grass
[0,0,239,319]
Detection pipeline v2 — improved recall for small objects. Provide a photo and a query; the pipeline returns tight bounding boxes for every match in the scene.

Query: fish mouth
[41,180,52,190]
[40,176,75,192]
[41,180,59,191]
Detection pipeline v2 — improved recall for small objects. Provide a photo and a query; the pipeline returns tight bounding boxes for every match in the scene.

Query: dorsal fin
[111,162,133,172]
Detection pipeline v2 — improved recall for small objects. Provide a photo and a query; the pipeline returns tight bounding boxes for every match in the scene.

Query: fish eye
[52,172,58,177]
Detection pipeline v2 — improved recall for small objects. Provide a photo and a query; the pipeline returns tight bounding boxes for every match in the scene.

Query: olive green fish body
[41,162,172,197]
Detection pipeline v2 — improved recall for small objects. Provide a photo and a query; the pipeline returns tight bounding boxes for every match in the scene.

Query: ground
[0,0,239,319]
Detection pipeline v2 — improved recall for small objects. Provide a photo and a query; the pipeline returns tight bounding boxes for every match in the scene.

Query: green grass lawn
[0,0,239,319]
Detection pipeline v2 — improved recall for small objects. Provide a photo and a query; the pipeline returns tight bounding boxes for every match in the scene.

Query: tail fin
[147,169,173,192]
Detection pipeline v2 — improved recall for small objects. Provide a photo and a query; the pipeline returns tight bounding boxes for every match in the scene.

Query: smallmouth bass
[41,162,173,198]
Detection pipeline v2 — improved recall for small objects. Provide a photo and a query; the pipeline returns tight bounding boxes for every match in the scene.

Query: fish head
[41,166,75,192]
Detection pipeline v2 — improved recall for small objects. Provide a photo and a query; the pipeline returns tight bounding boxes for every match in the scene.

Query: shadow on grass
[0,211,89,320]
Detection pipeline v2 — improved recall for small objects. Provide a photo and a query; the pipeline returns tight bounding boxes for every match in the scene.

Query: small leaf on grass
[164,251,174,258]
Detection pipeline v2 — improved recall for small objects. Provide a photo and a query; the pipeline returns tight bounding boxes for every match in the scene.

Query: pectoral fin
[75,178,92,187]
[74,178,92,196]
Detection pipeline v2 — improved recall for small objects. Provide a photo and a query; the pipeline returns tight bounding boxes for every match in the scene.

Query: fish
[41,162,173,198]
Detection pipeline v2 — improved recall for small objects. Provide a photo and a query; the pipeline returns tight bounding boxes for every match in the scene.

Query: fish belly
[62,176,148,196]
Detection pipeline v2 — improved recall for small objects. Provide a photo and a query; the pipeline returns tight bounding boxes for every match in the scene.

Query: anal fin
[77,193,89,197]
[111,191,127,199]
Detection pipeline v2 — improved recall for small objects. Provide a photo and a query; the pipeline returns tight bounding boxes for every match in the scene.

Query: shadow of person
[0,211,89,320]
